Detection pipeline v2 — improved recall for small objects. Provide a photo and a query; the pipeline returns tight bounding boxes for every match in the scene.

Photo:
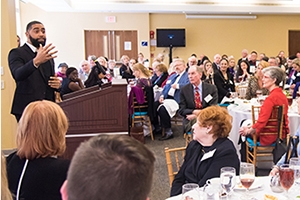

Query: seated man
[154,58,189,140]
[179,65,218,134]
[60,135,155,200]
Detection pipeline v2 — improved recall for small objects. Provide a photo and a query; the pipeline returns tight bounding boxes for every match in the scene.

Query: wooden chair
[183,133,193,147]
[245,105,285,168]
[131,93,154,140]
[164,147,186,187]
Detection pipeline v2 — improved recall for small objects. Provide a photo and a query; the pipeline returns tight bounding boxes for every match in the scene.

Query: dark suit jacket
[119,64,135,81]
[178,82,218,118]
[161,71,189,103]
[8,44,56,117]
[213,70,235,103]
[170,138,240,196]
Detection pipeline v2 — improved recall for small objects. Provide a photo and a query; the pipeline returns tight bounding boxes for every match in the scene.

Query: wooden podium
[59,79,128,159]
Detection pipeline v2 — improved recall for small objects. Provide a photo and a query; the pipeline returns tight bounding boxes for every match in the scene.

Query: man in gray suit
[179,65,218,133]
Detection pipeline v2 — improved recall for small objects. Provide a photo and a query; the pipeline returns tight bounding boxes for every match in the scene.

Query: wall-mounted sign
[105,16,116,23]
[141,41,148,47]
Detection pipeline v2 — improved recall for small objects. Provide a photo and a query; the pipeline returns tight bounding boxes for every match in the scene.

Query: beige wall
[1,0,18,149]
[150,13,300,64]
[19,3,150,69]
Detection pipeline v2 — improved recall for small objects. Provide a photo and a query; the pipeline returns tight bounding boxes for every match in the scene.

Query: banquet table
[227,99,300,160]
[166,176,300,200]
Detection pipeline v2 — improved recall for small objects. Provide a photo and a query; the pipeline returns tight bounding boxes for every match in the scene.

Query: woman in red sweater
[239,66,289,145]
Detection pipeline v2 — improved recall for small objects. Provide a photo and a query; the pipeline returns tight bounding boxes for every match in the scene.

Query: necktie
[194,87,202,109]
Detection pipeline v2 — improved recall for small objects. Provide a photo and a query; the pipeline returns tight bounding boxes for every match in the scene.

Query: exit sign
[105,16,116,23]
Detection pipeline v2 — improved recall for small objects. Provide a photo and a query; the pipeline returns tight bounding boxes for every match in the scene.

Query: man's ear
[60,180,68,200]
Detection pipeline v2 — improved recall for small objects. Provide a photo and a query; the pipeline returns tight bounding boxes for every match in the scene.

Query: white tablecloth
[227,103,300,160]
[166,176,300,200]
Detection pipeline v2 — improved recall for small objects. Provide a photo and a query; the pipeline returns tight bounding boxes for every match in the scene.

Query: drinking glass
[239,162,255,200]
[220,167,236,196]
[279,164,294,198]
[182,183,199,200]
[289,158,300,185]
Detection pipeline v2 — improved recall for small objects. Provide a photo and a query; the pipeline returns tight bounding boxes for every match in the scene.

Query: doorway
[84,30,138,61]
[288,30,300,56]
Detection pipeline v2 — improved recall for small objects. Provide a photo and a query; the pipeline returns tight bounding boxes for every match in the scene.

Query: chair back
[164,147,186,187]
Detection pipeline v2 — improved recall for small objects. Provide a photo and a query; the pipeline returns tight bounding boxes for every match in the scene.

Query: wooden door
[288,30,300,56]
[84,30,138,61]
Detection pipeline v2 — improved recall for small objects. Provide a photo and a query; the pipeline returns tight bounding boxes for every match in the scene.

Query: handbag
[272,106,289,164]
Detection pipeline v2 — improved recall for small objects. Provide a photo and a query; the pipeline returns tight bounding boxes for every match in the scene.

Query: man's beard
[29,35,46,48]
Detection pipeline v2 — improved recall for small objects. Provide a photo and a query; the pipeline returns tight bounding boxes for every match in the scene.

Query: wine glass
[279,164,294,198]
[182,183,199,200]
[239,162,255,200]
[220,167,236,196]
[289,158,300,186]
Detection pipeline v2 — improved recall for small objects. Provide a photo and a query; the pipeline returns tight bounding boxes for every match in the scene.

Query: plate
[234,177,263,191]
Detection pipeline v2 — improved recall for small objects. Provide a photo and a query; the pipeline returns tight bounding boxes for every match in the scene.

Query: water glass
[220,167,236,195]
[182,183,199,200]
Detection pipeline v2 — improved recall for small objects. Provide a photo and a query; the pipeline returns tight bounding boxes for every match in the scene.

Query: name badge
[204,94,213,103]
[200,149,216,162]
[229,80,233,84]
[166,80,171,84]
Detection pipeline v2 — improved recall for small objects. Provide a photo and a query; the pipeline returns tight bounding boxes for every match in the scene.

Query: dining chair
[245,105,285,168]
[164,146,186,187]
[131,91,154,141]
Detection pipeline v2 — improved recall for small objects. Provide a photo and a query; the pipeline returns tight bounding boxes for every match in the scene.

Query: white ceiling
[22,0,300,15]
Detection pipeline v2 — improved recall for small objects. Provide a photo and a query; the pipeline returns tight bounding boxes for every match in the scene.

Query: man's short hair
[67,135,155,200]
[26,20,43,32]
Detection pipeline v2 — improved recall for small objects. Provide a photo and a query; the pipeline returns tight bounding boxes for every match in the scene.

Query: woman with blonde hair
[245,60,270,100]
[132,63,152,88]
[202,60,214,84]
[6,100,70,200]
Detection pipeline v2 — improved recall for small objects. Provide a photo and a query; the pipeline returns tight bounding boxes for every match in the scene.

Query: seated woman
[60,67,84,99]
[202,60,214,84]
[245,60,270,100]
[213,58,235,103]
[269,125,300,176]
[6,100,70,200]
[236,60,251,83]
[170,105,240,196]
[132,63,152,88]
[240,66,289,146]
[84,61,107,88]
[151,63,169,88]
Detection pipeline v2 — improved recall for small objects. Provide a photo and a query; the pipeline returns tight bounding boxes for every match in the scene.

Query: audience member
[237,49,249,68]
[187,56,198,70]
[107,59,116,77]
[57,62,68,80]
[119,55,135,81]
[60,67,84,99]
[245,60,270,100]
[235,60,251,83]
[179,65,218,133]
[259,53,266,61]
[60,135,155,200]
[129,58,137,71]
[240,66,289,145]
[268,56,278,67]
[202,60,214,84]
[6,100,69,200]
[8,20,60,122]
[290,58,300,90]
[170,105,240,196]
[248,50,258,68]
[154,58,189,140]
[97,56,108,71]
[212,54,221,72]
[214,58,235,103]
[87,55,96,67]
[156,53,165,62]
[132,63,152,88]
[84,61,107,88]
[278,50,287,66]
[138,52,148,64]
[78,59,91,82]
[151,63,169,87]
[228,56,236,77]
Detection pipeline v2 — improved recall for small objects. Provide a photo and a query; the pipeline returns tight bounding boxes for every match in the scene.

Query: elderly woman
[245,60,270,100]
[151,63,169,87]
[60,67,84,99]
[6,100,69,200]
[170,105,240,196]
[240,66,289,146]
[213,58,235,103]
